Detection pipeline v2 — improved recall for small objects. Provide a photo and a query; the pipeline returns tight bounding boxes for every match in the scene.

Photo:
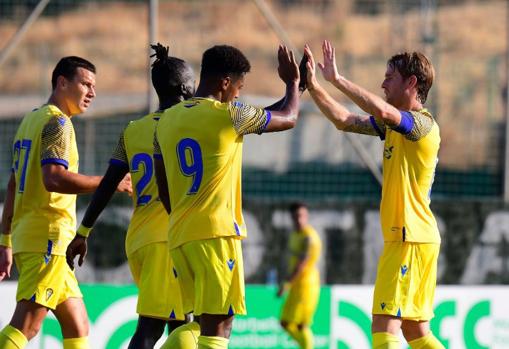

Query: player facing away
[304,41,443,349]
[277,202,322,349]
[65,43,198,349]
[153,44,301,349]
[0,56,131,349]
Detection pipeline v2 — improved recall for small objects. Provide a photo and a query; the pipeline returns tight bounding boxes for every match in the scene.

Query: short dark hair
[387,51,434,103]
[51,56,96,90]
[200,45,251,80]
[150,43,194,100]
[289,201,307,215]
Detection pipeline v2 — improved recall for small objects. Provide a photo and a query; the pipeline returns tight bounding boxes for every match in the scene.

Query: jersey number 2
[131,153,153,206]
[176,138,203,195]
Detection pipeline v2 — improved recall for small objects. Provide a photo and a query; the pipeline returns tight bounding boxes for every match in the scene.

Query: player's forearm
[45,172,102,194]
[1,173,15,235]
[280,81,300,117]
[332,76,399,126]
[286,259,307,283]
[81,164,128,228]
[265,96,286,111]
[308,82,352,130]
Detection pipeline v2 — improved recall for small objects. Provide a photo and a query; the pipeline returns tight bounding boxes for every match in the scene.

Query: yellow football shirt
[110,112,169,256]
[372,109,441,243]
[154,97,270,249]
[11,104,79,256]
[287,225,321,286]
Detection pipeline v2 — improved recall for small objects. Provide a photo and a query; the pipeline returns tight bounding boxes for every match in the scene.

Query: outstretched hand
[277,45,299,85]
[304,44,319,90]
[318,40,340,83]
[0,246,12,281]
[66,235,88,269]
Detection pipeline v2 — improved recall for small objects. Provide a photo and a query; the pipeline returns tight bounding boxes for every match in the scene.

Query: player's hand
[304,44,319,91]
[117,173,132,196]
[0,246,13,281]
[66,235,88,269]
[277,45,299,85]
[318,40,340,83]
[298,53,309,93]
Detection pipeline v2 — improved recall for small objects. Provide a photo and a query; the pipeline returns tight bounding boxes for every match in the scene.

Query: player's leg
[127,243,187,348]
[401,244,443,349]
[0,252,63,348]
[0,300,48,348]
[128,316,167,349]
[183,237,246,349]
[161,320,200,349]
[371,242,405,348]
[53,297,90,349]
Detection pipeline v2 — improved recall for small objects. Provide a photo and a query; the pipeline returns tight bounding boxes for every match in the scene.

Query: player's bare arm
[42,163,131,194]
[264,45,300,132]
[0,173,15,281]
[304,45,380,136]
[318,40,401,127]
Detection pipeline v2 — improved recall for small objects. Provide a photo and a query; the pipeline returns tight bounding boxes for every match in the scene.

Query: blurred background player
[66,43,198,349]
[0,56,131,349]
[153,44,301,349]
[304,41,443,349]
[277,202,322,349]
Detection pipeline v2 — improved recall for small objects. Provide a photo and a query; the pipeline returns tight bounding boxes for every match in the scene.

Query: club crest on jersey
[401,265,408,276]
[46,288,54,301]
[384,146,394,159]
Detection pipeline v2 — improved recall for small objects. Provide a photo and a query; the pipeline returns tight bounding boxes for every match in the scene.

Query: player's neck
[195,83,222,102]
[47,94,71,116]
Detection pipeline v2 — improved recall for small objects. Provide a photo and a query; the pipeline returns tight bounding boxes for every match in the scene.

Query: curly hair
[200,45,251,80]
[151,42,194,98]
[387,52,434,103]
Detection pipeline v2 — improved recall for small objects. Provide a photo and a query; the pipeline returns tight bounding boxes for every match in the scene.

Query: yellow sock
[0,325,28,349]
[372,332,400,349]
[294,326,314,349]
[197,335,229,349]
[408,332,445,349]
[161,321,200,349]
[63,337,90,349]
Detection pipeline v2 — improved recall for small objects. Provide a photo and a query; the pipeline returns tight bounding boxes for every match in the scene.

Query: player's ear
[407,75,418,90]
[56,75,68,90]
[220,76,231,92]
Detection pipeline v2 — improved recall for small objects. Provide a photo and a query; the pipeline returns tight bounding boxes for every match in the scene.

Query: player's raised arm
[304,44,383,137]
[263,45,300,132]
[318,40,402,127]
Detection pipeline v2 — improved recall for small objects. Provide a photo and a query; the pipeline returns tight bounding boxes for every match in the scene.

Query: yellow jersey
[287,225,321,286]
[11,104,79,256]
[371,109,440,243]
[110,112,169,256]
[154,97,270,249]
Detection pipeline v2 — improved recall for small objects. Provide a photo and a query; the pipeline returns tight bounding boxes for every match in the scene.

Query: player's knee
[401,321,429,342]
[138,317,166,339]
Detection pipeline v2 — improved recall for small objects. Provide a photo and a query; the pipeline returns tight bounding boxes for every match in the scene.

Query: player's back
[11,104,79,256]
[156,97,248,249]
[113,112,169,256]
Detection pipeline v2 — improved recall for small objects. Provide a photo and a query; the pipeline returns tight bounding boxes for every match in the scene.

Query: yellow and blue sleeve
[110,129,129,170]
[228,101,271,135]
[40,115,73,169]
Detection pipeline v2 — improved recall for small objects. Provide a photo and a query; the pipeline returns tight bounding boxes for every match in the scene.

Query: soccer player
[277,202,322,349]
[66,43,197,349]
[304,41,443,349]
[153,44,301,349]
[0,56,131,349]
